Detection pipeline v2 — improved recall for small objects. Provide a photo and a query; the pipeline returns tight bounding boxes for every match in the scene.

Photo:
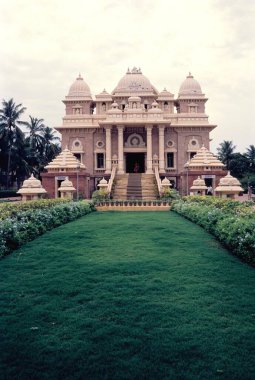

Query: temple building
[42,67,225,199]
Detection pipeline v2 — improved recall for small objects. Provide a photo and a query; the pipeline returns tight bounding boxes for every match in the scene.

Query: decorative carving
[125,133,145,148]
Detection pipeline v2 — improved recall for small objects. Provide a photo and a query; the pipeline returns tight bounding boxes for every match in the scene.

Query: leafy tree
[228,153,249,178]
[0,99,26,187]
[217,140,236,169]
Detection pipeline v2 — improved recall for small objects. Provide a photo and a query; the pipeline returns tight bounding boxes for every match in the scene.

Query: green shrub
[172,197,255,265]
[0,201,95,257]
[92,189,109,202]
[0,198,70,221]
[160,188,180,200]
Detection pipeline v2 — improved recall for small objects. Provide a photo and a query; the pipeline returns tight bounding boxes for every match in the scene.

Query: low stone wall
[97,205,171,211]
[95,200,171,211]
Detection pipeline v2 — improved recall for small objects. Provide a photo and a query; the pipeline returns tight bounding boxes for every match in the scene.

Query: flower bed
[172,196,255,265]
[0,200,95,257]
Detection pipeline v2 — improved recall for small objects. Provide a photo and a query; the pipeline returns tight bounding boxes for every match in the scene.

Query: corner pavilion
[42,67,226,199]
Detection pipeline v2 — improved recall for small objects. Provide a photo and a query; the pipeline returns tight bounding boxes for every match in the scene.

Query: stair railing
[107,164,117,194]
[154,165,162,195]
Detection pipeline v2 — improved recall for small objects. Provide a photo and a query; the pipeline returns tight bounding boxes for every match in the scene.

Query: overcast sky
[0,0,254,153]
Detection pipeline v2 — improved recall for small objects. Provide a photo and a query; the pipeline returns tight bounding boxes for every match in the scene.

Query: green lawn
[1,211,255,380]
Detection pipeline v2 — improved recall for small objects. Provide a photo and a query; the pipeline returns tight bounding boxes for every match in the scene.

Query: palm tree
[39,126,60,169]
[0,99,26,188]
[217,140,236,169]
[23,116,45,175]
[24,116,45,151]
[245,145,255,171]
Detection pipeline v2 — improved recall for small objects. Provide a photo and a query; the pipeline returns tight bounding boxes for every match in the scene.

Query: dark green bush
[0,190,20,199]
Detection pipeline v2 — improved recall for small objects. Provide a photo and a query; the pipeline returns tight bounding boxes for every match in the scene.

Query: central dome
[112,67,158,96]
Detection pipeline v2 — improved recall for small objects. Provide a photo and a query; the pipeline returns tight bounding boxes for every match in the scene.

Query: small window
[167,153,174,168]
[164,102,168,109]
[190,152,196,159]
[97,153,104,169]
[102,102,106,111]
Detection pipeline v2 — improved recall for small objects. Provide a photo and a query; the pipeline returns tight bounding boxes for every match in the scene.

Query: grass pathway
[0,211,255,380]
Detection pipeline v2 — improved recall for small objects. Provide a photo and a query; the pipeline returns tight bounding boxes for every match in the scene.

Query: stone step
[112,173,158,200]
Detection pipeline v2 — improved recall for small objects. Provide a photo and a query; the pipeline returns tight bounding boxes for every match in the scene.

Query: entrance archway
[126,153,145,173]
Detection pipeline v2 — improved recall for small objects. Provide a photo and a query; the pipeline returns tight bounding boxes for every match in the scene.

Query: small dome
[22,174,42,188]
[148,100,162,113]
[99,177,108,185]
[162,177,170,185]
[107,101,122,114]
[179,73,203,96]
[98,177,108,188]
[17,174,47,195]
[66,74,92,99]
[190,176,207,190]
[157,88,174,100]
[218,172,242,187]
[112,67,158,96]
[58,177,76,192]
[215,172,244,194]
[61,177,74,188]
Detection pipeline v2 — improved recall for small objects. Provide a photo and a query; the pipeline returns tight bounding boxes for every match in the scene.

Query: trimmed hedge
[0,200,95,257]
[0,190,19,199]
[0,198,71,221]
[172,196,255,265]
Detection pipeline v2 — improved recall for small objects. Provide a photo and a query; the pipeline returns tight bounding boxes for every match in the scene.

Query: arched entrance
[125,153,145,173]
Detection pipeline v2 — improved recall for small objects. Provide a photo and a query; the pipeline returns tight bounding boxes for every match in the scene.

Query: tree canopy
[0,98,60,188]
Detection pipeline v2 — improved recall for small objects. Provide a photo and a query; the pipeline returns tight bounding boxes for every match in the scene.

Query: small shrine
[214,172,244,199]
[17,174,47,201]
[41,148,89,199]
[190,176,208,195]
[98,178,108,191]
[183,145,227,195]
[58,177,76,199]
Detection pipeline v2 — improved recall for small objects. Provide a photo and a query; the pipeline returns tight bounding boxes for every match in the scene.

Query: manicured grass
[0,211,255,380]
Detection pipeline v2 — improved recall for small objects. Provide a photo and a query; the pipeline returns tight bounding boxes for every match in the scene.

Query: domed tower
[63,74,95,115]
[175,73,207,114]
[112,67,158,110]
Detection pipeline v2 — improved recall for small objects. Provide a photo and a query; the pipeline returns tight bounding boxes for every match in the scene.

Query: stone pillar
[146,125,153,174]
[117,125,124,174]
[158,125,165,173]
[105,126,112,174]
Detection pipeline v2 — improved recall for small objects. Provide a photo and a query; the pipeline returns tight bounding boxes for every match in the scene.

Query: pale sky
[0,0,254,153]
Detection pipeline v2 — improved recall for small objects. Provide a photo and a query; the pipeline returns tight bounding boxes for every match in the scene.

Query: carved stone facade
[47,67,220,197]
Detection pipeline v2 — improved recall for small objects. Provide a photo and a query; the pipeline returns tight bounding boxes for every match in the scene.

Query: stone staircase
[112,173,158,200]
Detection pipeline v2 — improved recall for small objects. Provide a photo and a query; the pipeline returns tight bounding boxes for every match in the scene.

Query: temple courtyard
[1,211,255,379]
